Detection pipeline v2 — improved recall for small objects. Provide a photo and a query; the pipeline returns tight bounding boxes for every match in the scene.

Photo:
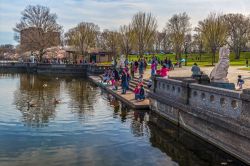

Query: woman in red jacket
[160,65,169,77]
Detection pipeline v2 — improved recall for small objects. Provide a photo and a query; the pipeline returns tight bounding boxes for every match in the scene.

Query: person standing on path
[151,61,156,77]
[144,58,147,71]
[126,71,131,90]
[113,68,120,81]
[237,75,244,90]
[134,60,138,73]
[124,58,129,67]
[130,60,134,79]
[121,71,128,94]
[139,59,144,75]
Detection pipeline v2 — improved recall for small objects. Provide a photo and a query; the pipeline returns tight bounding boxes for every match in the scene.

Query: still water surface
[0,74,246,166]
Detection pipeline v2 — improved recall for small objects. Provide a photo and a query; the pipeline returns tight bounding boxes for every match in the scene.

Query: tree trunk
[39,49,44,62]
[139,50,144,58]
[199,51,202,62]
[212,50,216,66]
[139,44,144,58]
[234,47,240,60]
[125,51,129,59]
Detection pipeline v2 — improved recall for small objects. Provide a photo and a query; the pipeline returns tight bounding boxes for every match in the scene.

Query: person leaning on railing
[191,63,202,80]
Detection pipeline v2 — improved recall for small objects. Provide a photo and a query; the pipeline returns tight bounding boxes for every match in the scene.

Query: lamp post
[185,42,188,66]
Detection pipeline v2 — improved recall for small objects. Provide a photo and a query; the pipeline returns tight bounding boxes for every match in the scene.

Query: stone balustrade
[154,78,187,104]
[149,76,250,164]
[189,84,242,119]
[151,76,247,120]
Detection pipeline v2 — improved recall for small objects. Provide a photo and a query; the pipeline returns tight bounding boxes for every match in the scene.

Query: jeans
[151,69,155,77]
[139,94,145,100]
[122,88,127,94]
[135,94,140,100]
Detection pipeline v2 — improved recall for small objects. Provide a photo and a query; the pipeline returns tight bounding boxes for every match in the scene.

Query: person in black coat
[139,85,145,100]
[121,71,128,94]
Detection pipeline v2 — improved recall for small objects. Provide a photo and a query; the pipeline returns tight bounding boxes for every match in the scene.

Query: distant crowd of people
[101,56,175,101]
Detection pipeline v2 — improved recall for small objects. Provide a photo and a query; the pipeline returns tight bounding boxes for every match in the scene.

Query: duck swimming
[53,98,61,104]
[27,101,37,109]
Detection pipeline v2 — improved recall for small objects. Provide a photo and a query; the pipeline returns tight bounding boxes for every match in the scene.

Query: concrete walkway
[143,66,250,89]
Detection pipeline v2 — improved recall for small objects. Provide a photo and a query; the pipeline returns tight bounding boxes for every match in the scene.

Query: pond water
[0,73,246,166]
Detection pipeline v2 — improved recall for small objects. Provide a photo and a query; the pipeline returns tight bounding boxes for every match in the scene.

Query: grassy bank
[98,52,250,67]
[238,67,250,71]
[128,52,250,67]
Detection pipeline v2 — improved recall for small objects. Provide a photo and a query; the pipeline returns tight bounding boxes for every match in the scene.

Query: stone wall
[149,77,250,164]
[0,62,110,75]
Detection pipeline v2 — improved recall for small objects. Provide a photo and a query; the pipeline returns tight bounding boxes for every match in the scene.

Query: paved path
[143,66,250,89]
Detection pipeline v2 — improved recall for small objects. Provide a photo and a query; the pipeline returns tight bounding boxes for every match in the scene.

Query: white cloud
[0,0,250,44]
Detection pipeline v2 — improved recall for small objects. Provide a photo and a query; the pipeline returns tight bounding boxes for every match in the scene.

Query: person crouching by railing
[160,65,169,78]
[191,63,201,79]
[138,85,145,101]
[156,65,169,78]
[134,85,140,100]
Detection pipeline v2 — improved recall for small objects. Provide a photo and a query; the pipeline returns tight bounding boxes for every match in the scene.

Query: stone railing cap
[241,89,250,101]
[243,89,250,94]
[190,83,242,98]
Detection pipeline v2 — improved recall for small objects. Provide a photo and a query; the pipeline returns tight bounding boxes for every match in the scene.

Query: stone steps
[98,75,150,92]
[129,78,150,93]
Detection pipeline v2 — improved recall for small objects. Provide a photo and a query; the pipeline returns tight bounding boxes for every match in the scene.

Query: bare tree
[131,12,157,57]
[14,5,62,61]
[184,34,192,66]
[166,12,191,60]
[154,31,165,54]
[65,22,99,57]
[99,30,121,61]
[193,31,204,61]
[224,13,250,59]
[161,29,172,54]
[119,25,134,58]
[196,13,228,65]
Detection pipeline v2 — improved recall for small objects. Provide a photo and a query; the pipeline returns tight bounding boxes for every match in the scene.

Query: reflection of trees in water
[65,78,97,118]
[109,96,120,118]
[14,74,60,127]
[108,95,150,138]
[0,73,19,79]
[148,112,244,166]
[120,104,129,122]
[130,111,150,137]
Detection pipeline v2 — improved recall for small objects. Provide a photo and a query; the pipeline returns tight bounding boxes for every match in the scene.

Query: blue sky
[0,0,250,45]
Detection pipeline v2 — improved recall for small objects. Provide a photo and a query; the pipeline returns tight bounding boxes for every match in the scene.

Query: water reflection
[149,112,246,166]
[108,95,150,138]
[65,79,97,119]
[0,73,247,166]
[14,74,59,127]
[13,74,99,127]
[109,95,120,117]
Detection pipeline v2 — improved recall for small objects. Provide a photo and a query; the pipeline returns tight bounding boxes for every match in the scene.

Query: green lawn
[128,52,250,67]
[98,52,250,67]
[238,67,250,71]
